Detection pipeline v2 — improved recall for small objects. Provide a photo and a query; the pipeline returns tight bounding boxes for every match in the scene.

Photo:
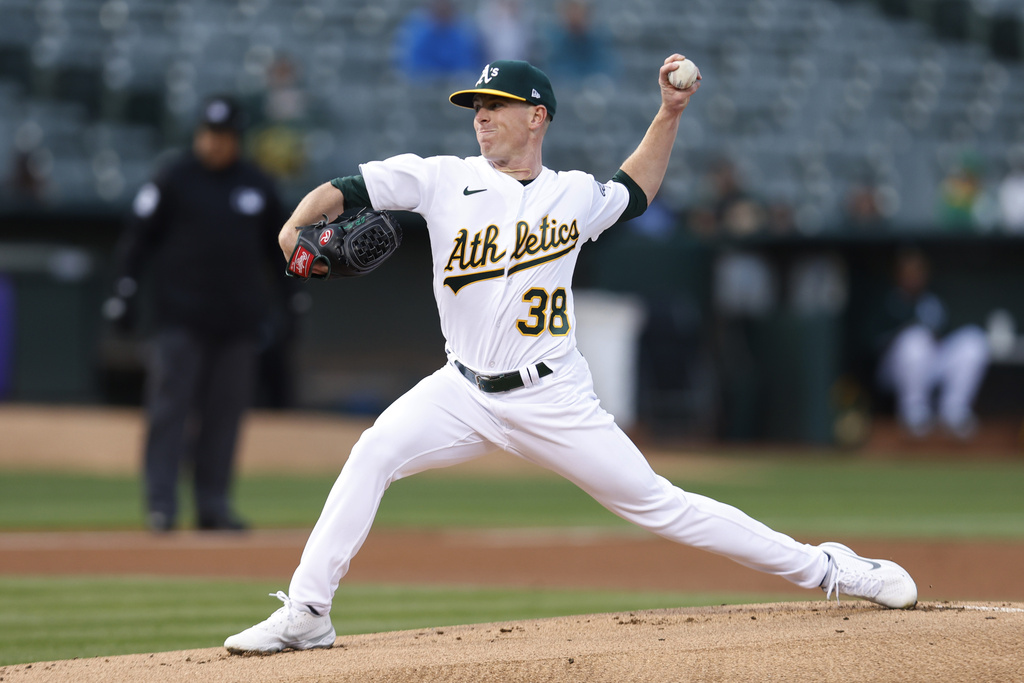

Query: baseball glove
[286,209,402,280]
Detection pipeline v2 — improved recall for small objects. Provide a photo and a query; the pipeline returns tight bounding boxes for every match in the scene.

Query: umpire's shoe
[819,542,918,609]
[198,514,249,532]
[224,591,336,654]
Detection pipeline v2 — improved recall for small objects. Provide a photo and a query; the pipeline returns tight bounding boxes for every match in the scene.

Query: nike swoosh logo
[463,187,487,195]
[852,557,883,570]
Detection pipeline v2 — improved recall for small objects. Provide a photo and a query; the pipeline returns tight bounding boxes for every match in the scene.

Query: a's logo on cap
[206,100,231,124]
[476,64,499,86]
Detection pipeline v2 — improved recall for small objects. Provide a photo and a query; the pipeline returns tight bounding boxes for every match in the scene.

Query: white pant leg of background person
[493,352,829,590]
[879,324,939,433]
[288,365,507,614]
[933,325,990,433]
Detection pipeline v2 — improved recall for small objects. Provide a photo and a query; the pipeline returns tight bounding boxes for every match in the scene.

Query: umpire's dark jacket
[114,150,290,339]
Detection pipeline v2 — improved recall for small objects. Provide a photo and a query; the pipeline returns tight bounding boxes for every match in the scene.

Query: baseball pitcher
[225,56,917,655]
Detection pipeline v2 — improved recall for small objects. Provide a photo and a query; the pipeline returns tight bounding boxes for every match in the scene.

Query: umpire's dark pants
[144,326,257,526]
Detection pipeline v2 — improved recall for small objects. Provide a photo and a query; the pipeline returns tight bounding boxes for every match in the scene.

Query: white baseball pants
[288,350,829,614]
[878,324,990,431]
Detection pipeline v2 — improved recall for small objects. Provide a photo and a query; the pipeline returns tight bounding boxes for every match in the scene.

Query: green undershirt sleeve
[611,169,648,223]
[330,175,372,209]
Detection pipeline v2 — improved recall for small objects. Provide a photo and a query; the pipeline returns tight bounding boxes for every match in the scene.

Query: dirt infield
[2,601,1022,682]
[1,529,1022,603]
[2,405,1022,680]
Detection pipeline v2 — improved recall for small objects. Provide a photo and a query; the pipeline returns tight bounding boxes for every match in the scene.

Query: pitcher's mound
[4,601,1020,682]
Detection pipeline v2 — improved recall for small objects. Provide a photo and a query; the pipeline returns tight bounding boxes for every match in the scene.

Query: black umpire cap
[198,95,244,133]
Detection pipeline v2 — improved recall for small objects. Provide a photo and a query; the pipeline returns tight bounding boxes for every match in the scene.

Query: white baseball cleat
[819,542,918,609]
[224,591,336,655]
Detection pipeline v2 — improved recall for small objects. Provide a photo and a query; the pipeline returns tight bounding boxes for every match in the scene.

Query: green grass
[2,456,1023,666]
[2,458,1023,539]
[0,576,792,666]
[687,459,1024,539]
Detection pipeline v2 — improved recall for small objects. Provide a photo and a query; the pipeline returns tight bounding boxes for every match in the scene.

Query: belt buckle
[475,372,495,391]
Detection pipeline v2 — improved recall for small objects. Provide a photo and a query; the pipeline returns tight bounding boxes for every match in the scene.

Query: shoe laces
[263,591,300,626]
[823,562,882,604]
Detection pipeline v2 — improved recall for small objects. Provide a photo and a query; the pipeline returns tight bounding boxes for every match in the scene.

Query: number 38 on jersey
[517,287,570,336]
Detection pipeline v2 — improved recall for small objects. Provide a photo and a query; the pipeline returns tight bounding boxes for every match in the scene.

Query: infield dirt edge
[3,600,1021,683]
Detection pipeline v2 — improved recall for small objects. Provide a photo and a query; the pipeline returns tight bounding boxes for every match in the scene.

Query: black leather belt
[454,360,552,393]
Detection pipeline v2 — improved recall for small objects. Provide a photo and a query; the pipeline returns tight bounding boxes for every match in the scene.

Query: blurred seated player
[875,248,990,439]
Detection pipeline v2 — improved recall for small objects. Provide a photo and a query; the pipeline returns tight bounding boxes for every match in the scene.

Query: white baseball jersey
[361,153,629,373]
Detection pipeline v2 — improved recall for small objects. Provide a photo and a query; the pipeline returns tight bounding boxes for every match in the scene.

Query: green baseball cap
[449,60,557,118]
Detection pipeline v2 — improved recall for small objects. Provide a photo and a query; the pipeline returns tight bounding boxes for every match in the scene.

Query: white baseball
[668,58,699,90]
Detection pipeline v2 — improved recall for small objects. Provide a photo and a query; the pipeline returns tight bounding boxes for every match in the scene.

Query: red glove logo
[289,246,313,278]
[319,229,333,246]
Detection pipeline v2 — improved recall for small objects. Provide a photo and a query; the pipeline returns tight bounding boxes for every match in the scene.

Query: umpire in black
[105,95,298,532]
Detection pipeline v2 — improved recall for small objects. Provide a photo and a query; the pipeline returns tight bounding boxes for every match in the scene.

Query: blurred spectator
[541,0,618,81]
[248,53,310,182]
[688,160,766,238]
[5,121,50,205]
[845,182,886,230]
[936,154,997,231]
[714,250,777,318]
[765,200,796,235]
[997,150,1024,232]
[6,150,47,204]
[243,53,314,408]
[475,0,535,63]
[394,0,484,82]
[103,95,303,532]
[873,248,990,439]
